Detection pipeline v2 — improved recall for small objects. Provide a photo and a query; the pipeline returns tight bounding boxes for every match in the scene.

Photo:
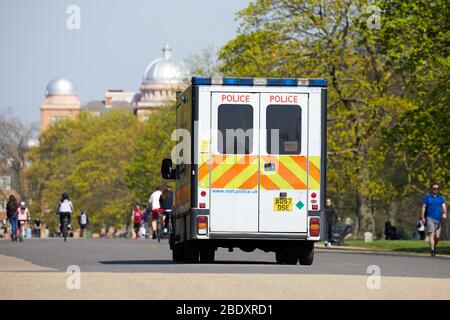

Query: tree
[126,104,176,203]
[184,43,222,77]
[27,110,140,232]
[218,0,447,236]
[0,108,36,205]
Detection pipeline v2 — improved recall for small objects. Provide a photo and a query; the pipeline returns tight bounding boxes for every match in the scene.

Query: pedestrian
[142,205,150,239]
[77,210,89,238]
[160,185,174,234]
[324,198,337,247]
[17,201,31,242]
[421,182,447,256]
[131,204,143,240]
[416,216,426,240]
[149,186,163,240]
[34,217,41,238]
[384,221,392,240]
[6,195,19,242]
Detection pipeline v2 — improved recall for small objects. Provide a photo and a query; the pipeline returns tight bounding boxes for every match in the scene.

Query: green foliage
[219,0,450,235]
[27,110,140,232]
[125,104,176,203]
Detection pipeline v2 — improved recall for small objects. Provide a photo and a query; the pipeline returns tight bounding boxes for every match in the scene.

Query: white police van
[161,77,327,265]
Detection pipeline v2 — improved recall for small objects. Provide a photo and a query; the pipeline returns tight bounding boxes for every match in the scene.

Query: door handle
[264,162,276,172]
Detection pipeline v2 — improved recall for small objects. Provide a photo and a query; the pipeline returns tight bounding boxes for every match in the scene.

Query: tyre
[172,243,184,262]
[200,248,215,263]
[184,241,200,263]
[299,245,314,265]
[284,251,299,265]
[275,251,286,264]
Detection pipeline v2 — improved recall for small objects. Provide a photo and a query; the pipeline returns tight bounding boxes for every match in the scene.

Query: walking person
[384,221,392,240]
[421,183,447,256]
[160,185,174,235]
[33,218,42,238]
[57,193,74,237]
[324,198,337,247]
[416,216,426,240]
[149,186,163,240]
[131,204,143,240]
[6,195,19,242]
[142,205,150,239]
[77,210,89,238]
[17,202,31,242]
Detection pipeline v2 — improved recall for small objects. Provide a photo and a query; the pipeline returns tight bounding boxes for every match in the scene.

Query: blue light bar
[266,78,297,86]
[192,77,327,87]
[309,79,328,87]
[223,78,239,85]
[192,77,211,85]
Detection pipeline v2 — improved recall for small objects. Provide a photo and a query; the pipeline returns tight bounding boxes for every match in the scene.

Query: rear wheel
[200,248,215,263]
[284,251,299,265]
[275,251,286,264]
[172,243,184,262]
[184,241,200,263]
[299,244,314,265]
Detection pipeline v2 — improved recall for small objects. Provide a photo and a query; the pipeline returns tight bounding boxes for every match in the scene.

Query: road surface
[1,238,449,299]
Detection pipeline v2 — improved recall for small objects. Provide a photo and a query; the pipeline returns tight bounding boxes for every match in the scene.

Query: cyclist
[17,201,31,242]
[160,185,173,234]
[149,186,163,240]
[57,193,74,237]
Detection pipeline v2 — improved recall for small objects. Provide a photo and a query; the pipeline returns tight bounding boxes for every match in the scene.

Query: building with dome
[40,77,81,132]
[39,45,189,131]
[135,44,189,121]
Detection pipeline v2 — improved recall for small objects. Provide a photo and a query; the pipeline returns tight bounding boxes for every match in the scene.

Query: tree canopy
[219,0,449,237]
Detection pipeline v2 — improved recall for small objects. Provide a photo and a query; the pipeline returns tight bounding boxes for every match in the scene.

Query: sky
[0,0,250,126]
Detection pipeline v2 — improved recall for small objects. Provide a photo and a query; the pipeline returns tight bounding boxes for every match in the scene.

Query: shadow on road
[98,260,277,265]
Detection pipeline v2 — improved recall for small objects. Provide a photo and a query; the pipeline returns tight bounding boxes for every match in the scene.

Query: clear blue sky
[0,0,250,125]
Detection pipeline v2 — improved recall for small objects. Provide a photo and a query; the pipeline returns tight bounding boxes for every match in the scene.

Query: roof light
[238,78,253,86]
[192,77,211,85]
[223,78,239,85]
[211,77,223,85]
[253,78,267,86]
[297,79,310,86]
[266,78,297,86]
[309,79,328,87]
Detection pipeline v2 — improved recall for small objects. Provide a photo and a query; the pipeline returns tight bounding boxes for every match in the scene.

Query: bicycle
[61,213,70,242]
[156,211,164,243]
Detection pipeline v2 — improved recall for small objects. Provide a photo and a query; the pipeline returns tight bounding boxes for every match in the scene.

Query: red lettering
[269,95,298,104]
[221,94,250,103]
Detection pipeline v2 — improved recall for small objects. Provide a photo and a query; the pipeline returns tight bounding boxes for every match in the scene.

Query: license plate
[273,198,293,212]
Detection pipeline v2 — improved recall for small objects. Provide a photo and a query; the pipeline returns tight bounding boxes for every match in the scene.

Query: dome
[46,78,76,96]
[143,44,189,84]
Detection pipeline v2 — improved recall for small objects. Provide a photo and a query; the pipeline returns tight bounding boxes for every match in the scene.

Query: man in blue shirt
[421,183,447,256]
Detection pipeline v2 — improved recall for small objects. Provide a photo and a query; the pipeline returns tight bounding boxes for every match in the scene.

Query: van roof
[191,77,327,87]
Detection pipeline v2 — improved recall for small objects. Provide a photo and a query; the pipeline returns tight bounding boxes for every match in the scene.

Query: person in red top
[131,204,143,240]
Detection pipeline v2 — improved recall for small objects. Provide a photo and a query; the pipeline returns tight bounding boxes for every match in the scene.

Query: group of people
[131,185,173,239]
[4,192,90,241]
[6,195,32,242]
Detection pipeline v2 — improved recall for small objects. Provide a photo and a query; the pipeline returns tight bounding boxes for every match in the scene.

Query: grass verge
[345,240,450,256]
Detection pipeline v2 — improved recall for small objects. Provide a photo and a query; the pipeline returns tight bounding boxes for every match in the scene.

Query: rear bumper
[208,232,308,241]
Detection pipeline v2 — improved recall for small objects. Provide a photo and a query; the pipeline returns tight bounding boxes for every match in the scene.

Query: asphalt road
[1,238,449,299]
[0,238,449,277]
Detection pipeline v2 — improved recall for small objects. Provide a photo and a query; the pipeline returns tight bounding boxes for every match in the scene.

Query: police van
[161,77,327,265]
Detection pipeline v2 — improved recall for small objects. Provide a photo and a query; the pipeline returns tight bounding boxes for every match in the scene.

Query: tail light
[309,218,320,237]
[197,216,208,235]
